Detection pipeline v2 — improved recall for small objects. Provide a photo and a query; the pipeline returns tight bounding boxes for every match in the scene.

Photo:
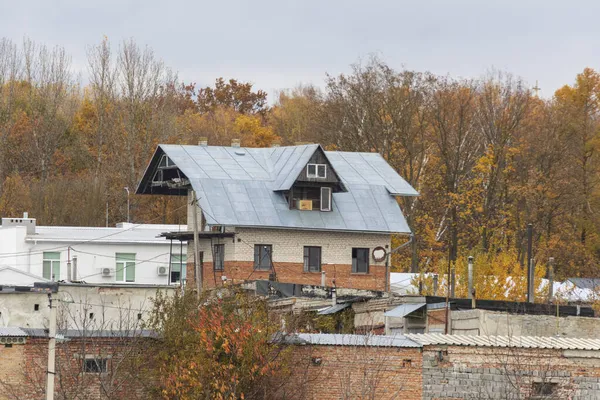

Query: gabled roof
[567,278,600,290]
[137,144,418,233]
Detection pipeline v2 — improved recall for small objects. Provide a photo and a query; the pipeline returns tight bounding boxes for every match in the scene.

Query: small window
[352,248,369,274]
[43,252,61,281]
[532,382,557,397]
[83,358,108,373]
[170,254,187,283]
[116,253,136,282]
[152,169,163,182]
[320,187,332,211]
[304,246,321,272]
[307,164,326,178]
[34,304,40,311]
[213,244,225,271]
[89,313,94,320]
[254,245,272,271]
[158,155,175,168]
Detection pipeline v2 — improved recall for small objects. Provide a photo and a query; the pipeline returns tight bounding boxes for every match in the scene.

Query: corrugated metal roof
[150,144,415,233]
[567,278,600,290]
[406,333,600,350]
[317,302,351,315]
[291,333,422,348]
[22,328,157,338]
[384,303,426,318]
[0,327,28,337]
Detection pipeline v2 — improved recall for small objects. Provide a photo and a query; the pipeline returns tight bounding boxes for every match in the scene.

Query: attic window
[307,164,326,179]
[158,155,175,168]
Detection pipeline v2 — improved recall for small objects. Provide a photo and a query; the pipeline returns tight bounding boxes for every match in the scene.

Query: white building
[0,216,187,286]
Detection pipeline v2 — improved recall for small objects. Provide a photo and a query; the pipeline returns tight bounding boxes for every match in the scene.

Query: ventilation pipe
[231,139,241,148]
[432,275,439,296]
[198,137,208,147]
[72,256,78,281]
[271,140,281,148]
[468,256,476,308]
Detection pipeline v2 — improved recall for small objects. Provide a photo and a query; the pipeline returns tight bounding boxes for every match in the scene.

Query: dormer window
[307,164,326,179]
[159,155,176,169]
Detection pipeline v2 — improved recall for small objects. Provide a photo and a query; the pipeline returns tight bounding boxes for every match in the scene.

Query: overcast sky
[2,0,599,100]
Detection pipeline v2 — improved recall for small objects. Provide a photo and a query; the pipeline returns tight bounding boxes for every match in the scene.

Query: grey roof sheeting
[285,333,422,348]
[0,327,28,337]
[406,333,600,351]
[145,144,416,233]
[384,302,426,318]
[317,302,351,315]
[567,278,600,290]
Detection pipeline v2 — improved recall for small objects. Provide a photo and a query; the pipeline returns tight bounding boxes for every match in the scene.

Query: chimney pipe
[450,266,456,298]
[72,256,78,281]
[271,140,281,148]
[433,274,439,296]
[231,139,241,148]
[198,137,208,147]
[468,256,476,308]
[547,257,554,303]
[23,211,28,219]
[321,271,326,286]
[526,224,534,303]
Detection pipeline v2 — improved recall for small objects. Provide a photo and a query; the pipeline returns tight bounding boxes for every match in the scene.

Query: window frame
[213,243,225,271]
[115,253,136,283]
[303,246,322,273]
[254,244,273,271]
[320,187,332,211]
[43,252,61,281]
[83,358,108,374]
[352,248,370,274]
[170,253,187,284]
[306,163,327,179]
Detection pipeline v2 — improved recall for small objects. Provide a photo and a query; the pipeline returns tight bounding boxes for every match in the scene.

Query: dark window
[34,304,39,311]
[304,246,321,272]
[213,244,225,271]
[89,313,94,320]
[306,163,326,178]
[317,165,326,178]
[352,248,369,274]
[320,187,332,211]
[254,245,272,271]
[307,164,316,177]
[83,358,108,373]
[291,187,322,210]
[532,382,557,396]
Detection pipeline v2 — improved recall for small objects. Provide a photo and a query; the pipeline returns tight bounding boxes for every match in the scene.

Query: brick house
[137,142,417,291]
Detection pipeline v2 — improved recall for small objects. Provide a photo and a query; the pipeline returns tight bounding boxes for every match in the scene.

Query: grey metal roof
[406,333,600,350]
[317,302,351,315]
[567,278,600,290]
[26,224,186,244]
[287,333,422,348]
[0,327,28,337]
[22,328,157,338]
[384,302,426,318]
[149,144,415,233]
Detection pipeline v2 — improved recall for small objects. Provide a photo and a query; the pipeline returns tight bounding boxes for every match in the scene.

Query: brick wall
[186,226,392,291]
[422,345,600,399]
[279,345,422,400]
[0,337,153,400]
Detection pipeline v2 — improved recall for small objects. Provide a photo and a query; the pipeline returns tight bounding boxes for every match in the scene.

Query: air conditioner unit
[298,200,313,211]
[157,266,169,276]
[101,268,114,277]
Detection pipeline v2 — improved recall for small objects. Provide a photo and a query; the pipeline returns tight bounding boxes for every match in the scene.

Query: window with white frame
[116,253,136,282]
[43,252,61,281]
[320,187,332,211]
[306,163,327,179]
[170,254,187,284]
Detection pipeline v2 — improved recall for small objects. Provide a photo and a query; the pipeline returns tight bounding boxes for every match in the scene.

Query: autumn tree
[196,77,268,116]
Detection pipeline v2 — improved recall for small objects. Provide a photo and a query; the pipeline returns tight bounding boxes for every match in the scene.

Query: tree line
[0,37,598,280]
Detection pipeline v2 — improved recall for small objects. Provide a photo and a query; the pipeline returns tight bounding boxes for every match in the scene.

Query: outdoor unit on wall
[298,200,313,211]
[157,265,169,276]
[101,268,114,277]
[0,337,26,344]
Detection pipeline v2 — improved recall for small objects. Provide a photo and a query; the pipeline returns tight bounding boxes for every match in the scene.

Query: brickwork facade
[186,222,393,290]
[0,337,152,400]
[279,345,423,400]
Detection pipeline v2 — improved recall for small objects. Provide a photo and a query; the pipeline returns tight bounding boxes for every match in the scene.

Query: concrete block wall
[422,345,600,399]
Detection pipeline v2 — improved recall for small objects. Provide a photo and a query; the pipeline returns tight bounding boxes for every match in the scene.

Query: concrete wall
[0,284,174,329]
[422,345,600,399]
[451,309,600,338]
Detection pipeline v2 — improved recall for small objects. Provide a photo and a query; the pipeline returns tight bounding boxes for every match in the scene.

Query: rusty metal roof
[406,333,600,350]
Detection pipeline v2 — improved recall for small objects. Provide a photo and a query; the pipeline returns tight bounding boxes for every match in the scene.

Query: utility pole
[191,191,202,297]
[468,256,475,309]
[526,224,534,303]
[46,293,57,400]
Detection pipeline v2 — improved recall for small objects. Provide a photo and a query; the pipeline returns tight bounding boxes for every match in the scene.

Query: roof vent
[234,149,246,156]
[1,217,36,234]
[231,139,241,148]
[198,137,208,147]
[271,140,281,148]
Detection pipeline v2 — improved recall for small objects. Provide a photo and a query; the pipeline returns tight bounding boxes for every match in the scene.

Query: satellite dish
[372,246,387,262]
